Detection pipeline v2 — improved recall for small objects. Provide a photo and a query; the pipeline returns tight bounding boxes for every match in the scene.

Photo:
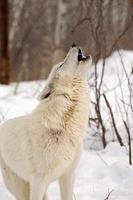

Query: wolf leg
[59,148,82,200]
[30,174,49,200]
[43,193,49,200]
[0,155,29,200]
[59,172,75,200]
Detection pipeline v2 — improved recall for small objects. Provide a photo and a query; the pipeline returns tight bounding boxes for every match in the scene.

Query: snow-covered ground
[0,50,133,199]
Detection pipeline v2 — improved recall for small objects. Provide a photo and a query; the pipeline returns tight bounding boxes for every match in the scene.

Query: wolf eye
[58,63,63,69]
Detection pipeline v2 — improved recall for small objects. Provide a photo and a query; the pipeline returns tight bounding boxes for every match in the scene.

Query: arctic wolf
[0,45,92,200]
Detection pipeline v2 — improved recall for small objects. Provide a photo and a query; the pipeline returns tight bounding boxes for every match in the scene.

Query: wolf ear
[37,83,53,100]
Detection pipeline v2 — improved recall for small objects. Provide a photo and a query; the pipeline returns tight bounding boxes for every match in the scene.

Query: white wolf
[0,45,92,200]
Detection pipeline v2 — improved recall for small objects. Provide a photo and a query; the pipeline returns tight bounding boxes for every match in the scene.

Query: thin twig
[103,93,124,146]
[104,189,114,200]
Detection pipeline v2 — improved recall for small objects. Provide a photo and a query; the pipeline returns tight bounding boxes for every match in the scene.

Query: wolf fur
[0,46,91,200]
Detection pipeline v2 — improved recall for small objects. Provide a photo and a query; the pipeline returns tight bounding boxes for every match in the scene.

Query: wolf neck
[33,79,89,134]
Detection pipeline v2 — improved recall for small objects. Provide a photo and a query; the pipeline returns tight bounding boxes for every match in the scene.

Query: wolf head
[38,45,92,100]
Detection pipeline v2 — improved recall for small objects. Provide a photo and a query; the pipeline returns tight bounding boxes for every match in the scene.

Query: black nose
[72,44,76,48]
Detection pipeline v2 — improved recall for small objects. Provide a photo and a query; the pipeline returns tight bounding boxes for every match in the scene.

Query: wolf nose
[72,44,76,48]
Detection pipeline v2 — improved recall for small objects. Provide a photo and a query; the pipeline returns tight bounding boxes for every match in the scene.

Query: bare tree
[0,0,10,84]
[6,0,133,81]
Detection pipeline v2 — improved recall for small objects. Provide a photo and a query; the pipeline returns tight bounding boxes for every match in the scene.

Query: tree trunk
[0,0,10,84]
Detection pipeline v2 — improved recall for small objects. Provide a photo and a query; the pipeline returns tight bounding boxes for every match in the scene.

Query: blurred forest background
[0,0,133,83]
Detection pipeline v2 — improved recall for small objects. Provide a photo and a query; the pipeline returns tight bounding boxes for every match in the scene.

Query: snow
[0,50,133,199]
[47,143,133,200]
[0,81,43,121]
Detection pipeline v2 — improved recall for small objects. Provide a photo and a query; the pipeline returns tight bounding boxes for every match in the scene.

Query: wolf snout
[69,44,92,64]
[71,44,83,62]
[77,47,91,63]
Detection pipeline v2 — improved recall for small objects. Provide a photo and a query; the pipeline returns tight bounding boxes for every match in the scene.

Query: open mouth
[78,47,90,62]
[78,48,83,62]
[71,44,91,62]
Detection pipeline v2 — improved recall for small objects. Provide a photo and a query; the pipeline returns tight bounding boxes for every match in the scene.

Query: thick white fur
[0,47,91,200]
